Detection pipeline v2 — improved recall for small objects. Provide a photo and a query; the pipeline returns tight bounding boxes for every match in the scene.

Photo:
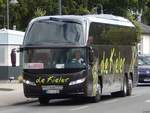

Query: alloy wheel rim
[124,81,127,94]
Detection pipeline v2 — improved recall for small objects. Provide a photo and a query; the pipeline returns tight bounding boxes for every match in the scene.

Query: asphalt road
[0,85,150,113]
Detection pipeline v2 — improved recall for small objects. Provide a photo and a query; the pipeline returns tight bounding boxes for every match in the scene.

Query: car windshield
[138,56,150,65]
[24,20,84,45]
[23,48,87,69]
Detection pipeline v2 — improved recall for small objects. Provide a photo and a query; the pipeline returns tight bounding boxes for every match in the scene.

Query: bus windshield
[24,20,84,45]
[23,48,87,69]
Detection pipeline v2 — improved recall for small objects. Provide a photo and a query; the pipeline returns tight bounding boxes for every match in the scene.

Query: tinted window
[23,48,87,69]
[89,22,136,45]
[24,20,83,45]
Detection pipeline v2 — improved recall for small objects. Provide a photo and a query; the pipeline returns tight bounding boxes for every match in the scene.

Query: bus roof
[31,14,135,27]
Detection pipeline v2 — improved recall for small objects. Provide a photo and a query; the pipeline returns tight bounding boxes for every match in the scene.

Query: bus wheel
[91,82,101,103]
[39,97,49,105]
[127,77,133,96]
[120,76,128,97]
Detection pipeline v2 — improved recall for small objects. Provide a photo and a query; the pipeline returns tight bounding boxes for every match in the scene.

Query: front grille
[138,74,150,83]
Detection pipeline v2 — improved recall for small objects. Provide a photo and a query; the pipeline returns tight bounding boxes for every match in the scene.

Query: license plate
[46,90,59,94]
[42,85,63,90]
[144,79,150,82]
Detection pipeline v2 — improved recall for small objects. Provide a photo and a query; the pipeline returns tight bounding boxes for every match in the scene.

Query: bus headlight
[69,78,86,86]
[23,80,36,86]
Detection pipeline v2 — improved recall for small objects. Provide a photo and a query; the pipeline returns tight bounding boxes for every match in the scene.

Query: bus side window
[89,23,105,45]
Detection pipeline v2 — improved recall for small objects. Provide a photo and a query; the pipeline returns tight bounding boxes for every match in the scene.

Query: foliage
[142,0,150,25]
[127,11,142,43]
[34,8,46,18]
[0,0,149,31]
[17,75,23,83]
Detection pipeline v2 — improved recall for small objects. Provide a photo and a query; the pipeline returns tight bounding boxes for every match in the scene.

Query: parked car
[138,55,150,85]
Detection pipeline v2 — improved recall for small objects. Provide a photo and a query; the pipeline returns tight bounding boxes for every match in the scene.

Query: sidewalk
[0,81,27,107]
[0,80,22,91]
[0,80,37,107]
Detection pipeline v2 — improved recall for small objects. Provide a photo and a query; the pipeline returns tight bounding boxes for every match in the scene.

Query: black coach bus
[11,14,138,104]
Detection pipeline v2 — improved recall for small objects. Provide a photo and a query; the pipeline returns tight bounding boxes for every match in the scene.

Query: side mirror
[89,47,94,65]
[11,49,16,67]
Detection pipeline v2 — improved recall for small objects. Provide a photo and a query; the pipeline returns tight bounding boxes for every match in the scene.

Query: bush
[17,75,23,83]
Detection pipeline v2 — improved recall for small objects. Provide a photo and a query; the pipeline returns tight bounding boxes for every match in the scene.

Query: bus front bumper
[23,79,86,98]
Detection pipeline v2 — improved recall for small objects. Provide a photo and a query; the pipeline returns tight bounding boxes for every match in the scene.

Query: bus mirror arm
[18,47,23,52]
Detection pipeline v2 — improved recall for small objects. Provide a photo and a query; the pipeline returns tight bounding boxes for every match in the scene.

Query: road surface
[0,84,150,113]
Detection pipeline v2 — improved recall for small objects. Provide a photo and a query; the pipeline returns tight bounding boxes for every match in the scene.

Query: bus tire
[120,76,128,97]
[90,81,101,103]
[39,97,49,105]
[127,76,133,96]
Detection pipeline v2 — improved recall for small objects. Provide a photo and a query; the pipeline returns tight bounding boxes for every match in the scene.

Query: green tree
[9,0,57,30]
[0,0,6,28]
[0,0,149,30]
[142,0,150,25]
